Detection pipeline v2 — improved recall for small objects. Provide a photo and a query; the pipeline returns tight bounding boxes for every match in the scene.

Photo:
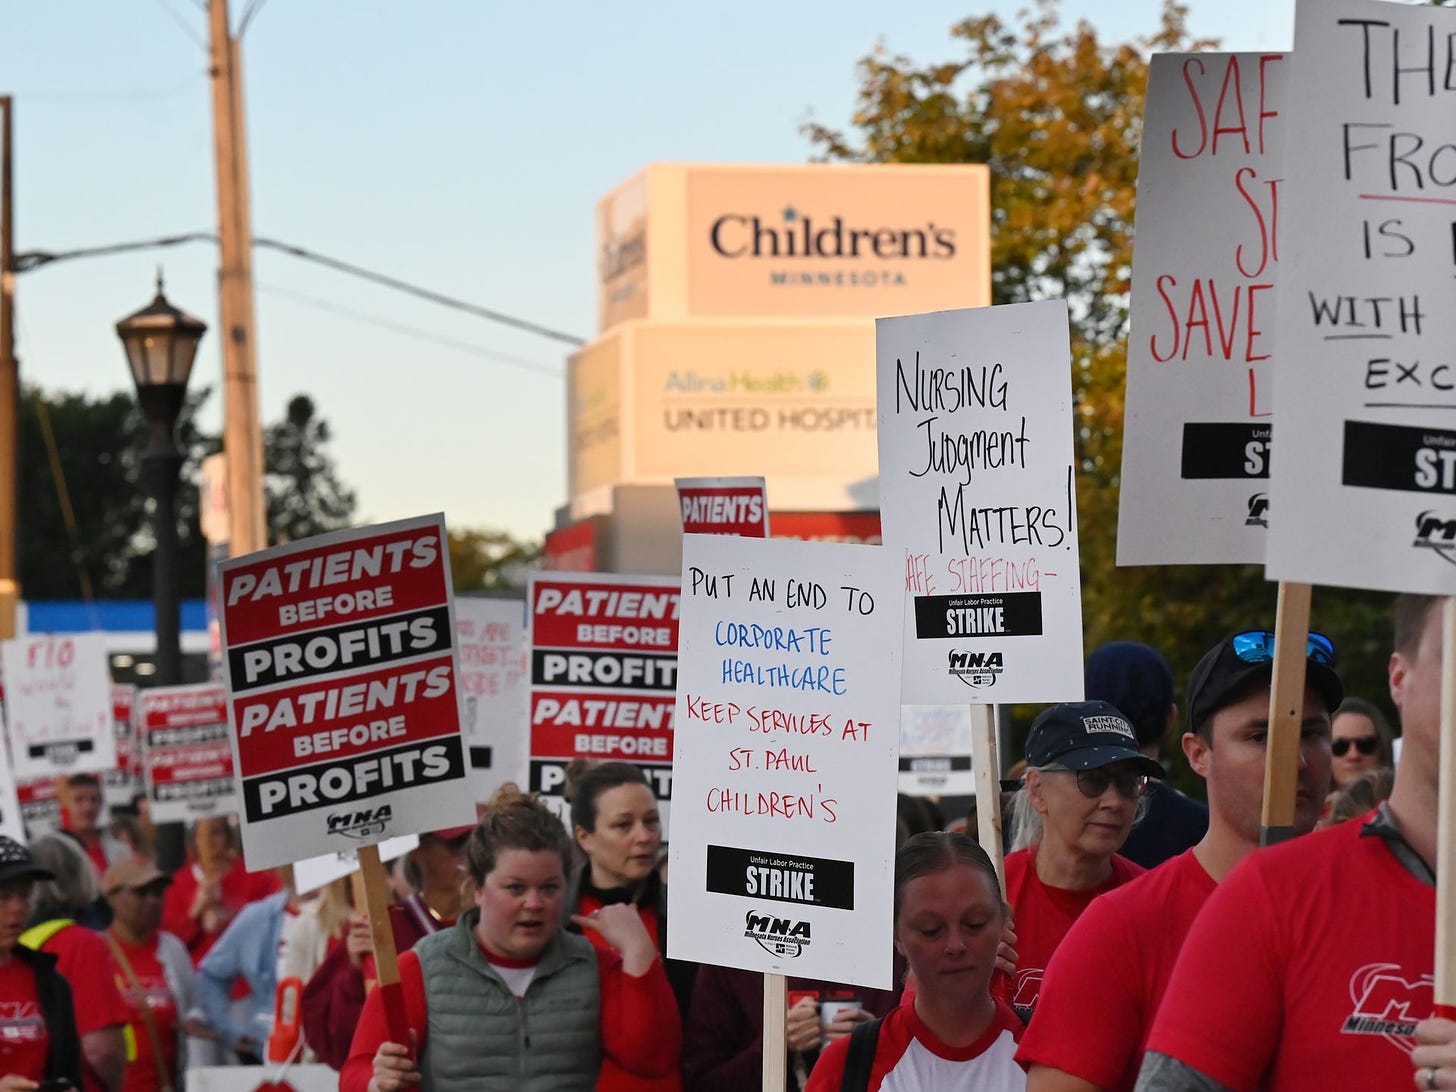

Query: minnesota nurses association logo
[1341,962,1434,1053]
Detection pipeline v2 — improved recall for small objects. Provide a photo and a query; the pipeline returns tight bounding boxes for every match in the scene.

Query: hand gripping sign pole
[1436,597,1456,1022]
[1259,582,1314,847]
[357,843,412,1048]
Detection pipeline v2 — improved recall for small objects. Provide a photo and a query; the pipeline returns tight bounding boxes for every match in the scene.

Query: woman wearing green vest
[342,787,681,1092]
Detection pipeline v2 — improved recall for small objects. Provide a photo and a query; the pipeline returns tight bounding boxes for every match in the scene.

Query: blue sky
[1,1,1299,546]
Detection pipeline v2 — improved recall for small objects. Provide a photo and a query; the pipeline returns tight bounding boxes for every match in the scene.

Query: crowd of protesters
[0,593,1450,1091]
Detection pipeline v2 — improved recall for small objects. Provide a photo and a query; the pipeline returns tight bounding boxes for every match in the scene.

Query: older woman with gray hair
[24,834,131,1092]
[998,701,1161,1024]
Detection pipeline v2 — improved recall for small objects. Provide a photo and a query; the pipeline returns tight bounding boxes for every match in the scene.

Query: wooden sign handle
[762,971,787,1089]
[357,842,411,1049]
[1436,597,1456,1019]
[1259,581,1313,846]
[970,704,1004,889]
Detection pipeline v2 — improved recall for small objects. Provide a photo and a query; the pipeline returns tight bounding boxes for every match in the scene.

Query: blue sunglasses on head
[1230,630,1335,666]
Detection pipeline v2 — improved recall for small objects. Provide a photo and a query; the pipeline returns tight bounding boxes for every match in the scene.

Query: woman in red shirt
[161,818,279,967]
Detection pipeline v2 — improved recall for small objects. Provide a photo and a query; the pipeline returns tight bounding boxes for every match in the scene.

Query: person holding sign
[342,788,680,1092]
[0,835,82,1091]
[999,702,1159,1023]
[1413,1020,1456,1091]
[1018,631,1341,1091]
[160,818,280,968]
[805,832,1024,1092]
[1137,596,1439,1092]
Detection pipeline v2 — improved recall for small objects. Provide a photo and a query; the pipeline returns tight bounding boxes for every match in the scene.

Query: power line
[236,0,271,38]
[154,0,209,52]
[15,74,204,104]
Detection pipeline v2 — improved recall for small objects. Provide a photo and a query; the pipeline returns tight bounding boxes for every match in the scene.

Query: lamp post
[116,274,206,685]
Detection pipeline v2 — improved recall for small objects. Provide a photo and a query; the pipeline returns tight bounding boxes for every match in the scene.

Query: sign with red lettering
[104,685,140,808]
[876,301,1084,704]
[1119,52,1285,565]
[527,572,679,819]
[676,477,770,537]
[15,776,59,837]
[140,684,239,823]
[1268,0,1456,593]
[0,710,21,840]
[217,514,474,869]
[0,633,115,779]
[668,534,903,988]
[456,597,528,800]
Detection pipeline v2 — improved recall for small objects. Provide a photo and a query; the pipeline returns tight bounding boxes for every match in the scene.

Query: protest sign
[1267,0,1456,594]
[876,300,1084,703]
[675,476,770,537]
[103,685,139,808]
[0,633,115,779]
[527,572,679,819]
[217,514,474,871]
[455,597,528,799]
[139,683,239,823]
[899,705,974,797]
[292,834,418,895]
[16,777,59,836]
[668,533,903,988]
[0,714,21,841]
[1119,52,1286,565]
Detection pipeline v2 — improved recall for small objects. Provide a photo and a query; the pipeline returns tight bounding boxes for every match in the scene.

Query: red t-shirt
[1146,815,1435,1091]
[39,924,131,1092]
[109,932,180,1092]
[0,958,50,1081]
[82,839,110,879]
[806,997,1025,1092]
[1015,849,1216,1091]
[995,845,1144,1022]
[161,859,282,965]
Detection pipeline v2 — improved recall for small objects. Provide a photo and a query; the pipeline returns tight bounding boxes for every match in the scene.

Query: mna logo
[744,911,812,958]
[1341,962,1433,1053]
[1246,493,1268,528]
[947,649,1004,689]
[326,804,393,840]
[1412,510,1456,567]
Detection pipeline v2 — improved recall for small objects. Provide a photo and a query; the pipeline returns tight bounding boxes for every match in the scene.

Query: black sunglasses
[1048,767,1149,800]
[1332,735,1378,758]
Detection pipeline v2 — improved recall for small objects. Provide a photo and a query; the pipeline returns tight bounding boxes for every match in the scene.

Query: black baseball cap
[1186,630,1344,735]
[0,835,54,885]
[1025,700,1165,778]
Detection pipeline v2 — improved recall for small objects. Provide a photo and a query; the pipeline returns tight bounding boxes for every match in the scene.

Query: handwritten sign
[1267,0,1456,592]
[667,534,902,988]
[103,685,140,808]
[1119,53,1286,564]
[876,300,1084,703]
[527,572,679,820]
[139,684,239,823]
[455,598,528,800]
[0,633,115,779]
[0,710,21,841]
[899,705,975,797]
[217,514,475,870]
[675,477,770,537]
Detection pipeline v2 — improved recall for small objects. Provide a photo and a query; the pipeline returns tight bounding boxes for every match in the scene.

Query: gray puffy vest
[414,909,601,1091]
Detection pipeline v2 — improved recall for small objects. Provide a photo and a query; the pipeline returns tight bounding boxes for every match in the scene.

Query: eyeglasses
[1332,735,1378,758]
[1046,767,1149,800]
[1231,630,1335,666]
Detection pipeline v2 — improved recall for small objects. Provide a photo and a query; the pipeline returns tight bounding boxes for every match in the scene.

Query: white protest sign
[139,684,239,823]
[292,834,418,895]
[527,572,679,821]
[1,633,115,779]
[0,710,22,841]
[217,514,475,870]
[668,534,903,988]
[1119,52,1286,565]
[104,685,140,808]
[455,597,528,800]
[675,477,770,537]
[1268,0,1456,593]
[15,778,59,837]
[877,300,1084,703]
[899,704,975,797]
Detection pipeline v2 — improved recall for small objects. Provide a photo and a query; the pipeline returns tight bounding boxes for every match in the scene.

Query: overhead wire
[153,0,209,51]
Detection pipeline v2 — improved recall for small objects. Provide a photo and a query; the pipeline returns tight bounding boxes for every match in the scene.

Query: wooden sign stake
[970,703,1004,888]
[357,842,411,1048]
[762,971,787,1089]
[1259,581,1313,847]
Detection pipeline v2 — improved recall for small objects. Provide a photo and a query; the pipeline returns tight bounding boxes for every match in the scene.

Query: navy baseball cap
[1186,631,1343,736]
[0,836,54,886]
[1085,642,1175,748]
[1025,700,1165,777]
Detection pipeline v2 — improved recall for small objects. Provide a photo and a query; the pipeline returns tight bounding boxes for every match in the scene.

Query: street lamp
[116,273,206,685]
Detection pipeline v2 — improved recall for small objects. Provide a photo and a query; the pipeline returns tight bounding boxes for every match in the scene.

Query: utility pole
[208,0,266,558]
[0,96,19,640]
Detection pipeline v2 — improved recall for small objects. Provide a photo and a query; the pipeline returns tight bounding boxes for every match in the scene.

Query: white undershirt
[490,961,538,997]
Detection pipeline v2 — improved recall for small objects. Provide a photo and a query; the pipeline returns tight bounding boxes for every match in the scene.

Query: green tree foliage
[448,528,538,593]
[806,0,1397,759]
[264,394,357,545]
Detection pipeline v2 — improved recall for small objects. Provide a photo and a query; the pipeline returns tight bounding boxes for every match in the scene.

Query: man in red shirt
[1017,629,1341,1091]
[61,775,129,882]
[1138,596,1441,1091]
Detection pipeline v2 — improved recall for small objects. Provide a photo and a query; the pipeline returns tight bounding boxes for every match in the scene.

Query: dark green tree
[448,528,538,593]
[264,394,357,545]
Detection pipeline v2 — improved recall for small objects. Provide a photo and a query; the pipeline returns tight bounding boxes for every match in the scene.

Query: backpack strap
[838,1015,884,1092]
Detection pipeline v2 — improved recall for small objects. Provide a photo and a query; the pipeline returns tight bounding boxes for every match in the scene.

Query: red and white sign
[455,598,529,800]
[676,477,770,538]
[0,709,21,841]
[0,633,115,779]
[527,573,679,818]
[217,514,474,870]
[104,685,140,808]
[15,776,59,837]
[139,684,239,823]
